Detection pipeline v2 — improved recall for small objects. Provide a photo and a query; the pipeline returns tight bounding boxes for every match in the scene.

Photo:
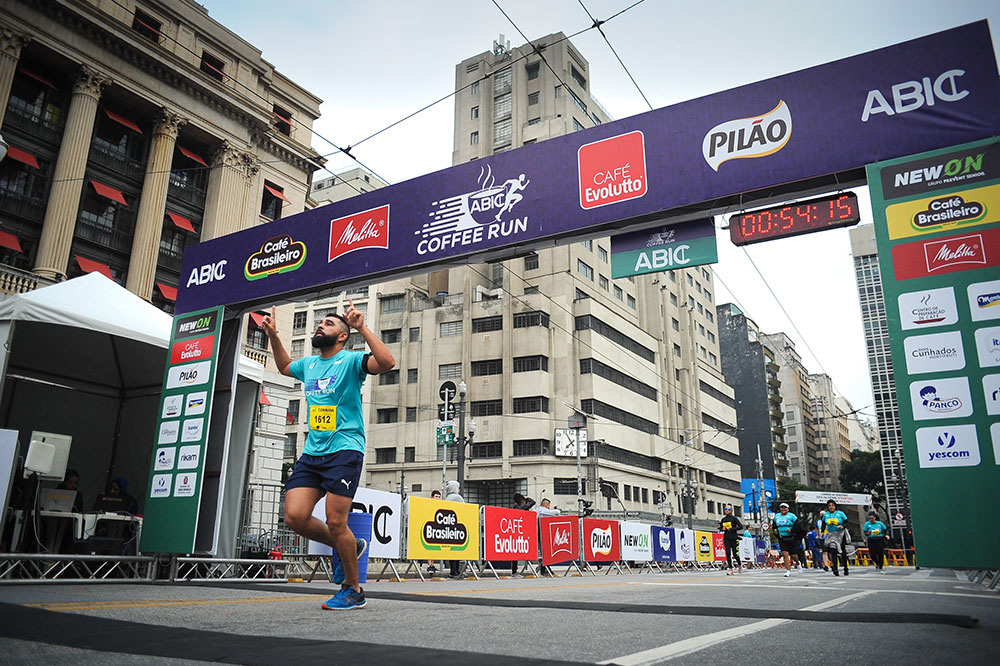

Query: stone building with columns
[0,1,324,508]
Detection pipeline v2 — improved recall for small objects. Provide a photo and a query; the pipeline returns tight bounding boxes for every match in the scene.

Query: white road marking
[599,591,873,666]
[629,581,998,600]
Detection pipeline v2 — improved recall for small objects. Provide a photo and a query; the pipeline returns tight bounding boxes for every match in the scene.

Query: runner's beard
[312,332,339,349]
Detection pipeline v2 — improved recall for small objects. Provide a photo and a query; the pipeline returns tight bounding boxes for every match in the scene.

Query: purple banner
[176,21,1000,313]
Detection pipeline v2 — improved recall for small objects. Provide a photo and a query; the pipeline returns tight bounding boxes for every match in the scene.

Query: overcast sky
[204,0,999,418]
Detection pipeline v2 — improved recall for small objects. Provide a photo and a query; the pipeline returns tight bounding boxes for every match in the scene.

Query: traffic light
[582,499,594,518]
[664,514,673,527]
[598,478,616,498]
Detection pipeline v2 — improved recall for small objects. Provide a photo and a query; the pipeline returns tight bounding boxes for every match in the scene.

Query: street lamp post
[457,380,468,486]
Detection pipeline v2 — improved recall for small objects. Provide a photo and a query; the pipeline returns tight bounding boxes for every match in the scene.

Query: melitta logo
[422,509,468,547]
[328,204,389,262]
[924,233,986,272]
[912,195,985,229]
[245,234,306,280]
[862,69,969,123]
[549,521,573,557]
[578,130,647,209]
[186,260,227,288]
[591,526,613,555]
[416,165,529,256]
[916,424,980,468]
[702,100,792,172]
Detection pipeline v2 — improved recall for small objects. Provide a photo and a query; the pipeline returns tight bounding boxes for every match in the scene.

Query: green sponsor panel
[610,219,718,279]
[867,137,1000,568]
[139,306,224,554]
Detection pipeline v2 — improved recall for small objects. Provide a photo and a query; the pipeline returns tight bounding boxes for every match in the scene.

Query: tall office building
[836,395,878,453]
[716,303,789,508]
[361,34,742,525]
[761,332,820,487]
[807,373,851,491]
[849,223,908,536]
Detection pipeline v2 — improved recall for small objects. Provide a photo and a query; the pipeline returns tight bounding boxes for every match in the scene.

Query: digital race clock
[729,192,861,246]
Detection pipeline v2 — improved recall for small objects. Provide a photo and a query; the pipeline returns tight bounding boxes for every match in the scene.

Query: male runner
[262,301,395,610]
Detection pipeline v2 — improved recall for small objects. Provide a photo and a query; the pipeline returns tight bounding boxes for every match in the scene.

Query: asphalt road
[0,565,996,665]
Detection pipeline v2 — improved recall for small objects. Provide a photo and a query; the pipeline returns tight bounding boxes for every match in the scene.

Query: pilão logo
[422,509,469,551]
[591,526,613,555]
[245,234,306,280]
[702,100,792,171]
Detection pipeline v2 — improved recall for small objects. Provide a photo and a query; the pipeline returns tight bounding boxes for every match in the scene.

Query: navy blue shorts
[285,450,363,498]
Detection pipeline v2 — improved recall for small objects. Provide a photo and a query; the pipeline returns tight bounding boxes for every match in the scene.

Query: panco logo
[422,509,469,550]
[591,526,613,555]
[328,204,389,262]
[245,234,306,280]
[170,335,214,364]
[578,130,647,209]
[702,100,791,171]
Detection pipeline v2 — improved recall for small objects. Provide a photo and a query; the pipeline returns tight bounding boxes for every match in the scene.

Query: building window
[404,446,416,462]
[513,311,549,328]
[571,65,587,90]
[438,363,462,379]
[528,91,539,106]
[493,118,512,147]
[471,400,503,417]
[471,105,479,119]
[200,51,226,82]
[575,315,656,362]
[672,318,680,332]
[598,246,608,262]
[524,253,539,270]
[513,439,548,456]
[375,447,396,464]
[677,403,683,416]
[132,9,162,42]
[409,327,420,342]
[599,275,609,291]
[614,285,623,300]
[524,285,539,294]
[554,85,562,98]
[260,181,284,220]
[493,67,512,93]
[641,488,649,504]
[293,311,307,334]
[575,288,590,300]
[472,316,502,333]
[470,359,502,376]
[471,441,502,459]
[577,259,593,281]
[290,339,304,359]
[381,328,401,343]
[573,118,585,132]
[272,105,292,136]
[627,294,636,309]
[405,407,417,423]
[527,117,540,126]
[580,358,656,400]
[673,344,681,357]
[381,294,404,313]
[471,81,480,95]
[526,61,540,80]
[470,131,479,146]
[287,400,300,423]
[554,478,582,495]
[376,409,398,424]
[581,398,658,434]
[379,370,399,386]
[411,483,422,492]
[513,355,548,373]
[568,87,587,114]
[440,321,463,337]
[705,289,712,302]
[283,432,298,458]
[513,396,549,413]
[494,92,512,120]
[624,485,631,501]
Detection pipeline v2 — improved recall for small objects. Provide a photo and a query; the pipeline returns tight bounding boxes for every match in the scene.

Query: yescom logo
[916,424,980,468]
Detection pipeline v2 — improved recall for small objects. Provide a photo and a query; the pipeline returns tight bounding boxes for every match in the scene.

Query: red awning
[91,180,127,206]
[156,282,177,302]
[17,65,56,89]
[167,211,196,233]
[6,146,39,169]
[273,110,291,124]
[249,312,265,328]
[177,145,207,166]
[286,411,295,424]
[75,256,113,279]
[264,184,290,203]
[104,109,142,134]
[0,231,23,253]
[259,390,272,406]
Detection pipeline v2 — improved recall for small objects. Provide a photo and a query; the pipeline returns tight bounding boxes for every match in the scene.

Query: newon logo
[974,325,1000,368]
[908,376,974,421]
[328,204,389,262]
[245,234,306,280]
[150,473,171,498]
[578,130,647,209]
[702,100,792,171]
[166,361,211,389]
[891,227,1000,281]
[177,445,201,470]
[897,287,958,330]
[983,373,1000,416]
[170,335,214,365]
[903,331,966,375]
[174,311,218,340]
[916,424,980,468]
[969,279,1000,322]
[879,142,996,200]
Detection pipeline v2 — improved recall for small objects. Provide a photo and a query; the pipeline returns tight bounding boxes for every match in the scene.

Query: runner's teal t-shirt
[864,520,887,538]
[288,350,369,456]
[822,510,848,533]
[774,512,797,537]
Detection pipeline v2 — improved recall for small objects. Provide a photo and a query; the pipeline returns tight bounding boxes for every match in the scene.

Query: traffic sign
[761,522,770,531]
[439,381,457,403]
[436,423,454,447]
[894,512,905,522]
[437,403,456,421]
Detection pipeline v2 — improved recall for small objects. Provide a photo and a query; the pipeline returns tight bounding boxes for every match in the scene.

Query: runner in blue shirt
[863,511,889,574]
[821,500,850,577]
[772,503,803,578]
[263,301,395,610]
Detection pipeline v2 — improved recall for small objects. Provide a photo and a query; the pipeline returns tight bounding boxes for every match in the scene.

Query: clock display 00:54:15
[729,192,861,246]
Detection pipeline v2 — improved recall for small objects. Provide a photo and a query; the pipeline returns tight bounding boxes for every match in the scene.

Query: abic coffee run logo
[422,509,469,551]
[702,100,792,171]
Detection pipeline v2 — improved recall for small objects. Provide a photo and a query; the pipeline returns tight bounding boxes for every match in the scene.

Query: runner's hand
[343,298,365,330]
[261,306,277,337]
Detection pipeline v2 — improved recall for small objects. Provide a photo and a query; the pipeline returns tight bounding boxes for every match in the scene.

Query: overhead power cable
[575,0,653,110]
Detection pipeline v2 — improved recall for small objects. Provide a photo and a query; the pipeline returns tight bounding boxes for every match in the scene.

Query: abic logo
[702,101,792,172]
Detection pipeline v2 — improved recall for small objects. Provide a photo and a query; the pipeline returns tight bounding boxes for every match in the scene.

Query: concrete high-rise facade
[836,394,878,454]
[360,34,742,525]
[808,373,851,491]
[761,332,820,487]
[849,224,908,536]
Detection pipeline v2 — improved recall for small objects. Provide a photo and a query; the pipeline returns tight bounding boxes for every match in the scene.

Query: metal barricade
[0,553,155,583]
[238,482,308,558]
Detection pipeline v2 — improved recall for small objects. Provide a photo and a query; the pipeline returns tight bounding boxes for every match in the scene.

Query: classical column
[0,28,29,126]
[201,142,257,240]
[126,108,185,298]
[34,66,110,281]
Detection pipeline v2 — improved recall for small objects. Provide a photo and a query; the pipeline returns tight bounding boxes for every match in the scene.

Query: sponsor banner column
[582,518,621,562]
[867,137,1000,568]
[484,506,539,562]
[610,218,718,279]
[651,526,677,562]
[694,530,714,562]
[308,487,402,559]
[139,306,223,553]
[540,515,580,565]
[406,496,481,561]
[711,533,727,562]
[675,528,696,562]
[619,521,653,562]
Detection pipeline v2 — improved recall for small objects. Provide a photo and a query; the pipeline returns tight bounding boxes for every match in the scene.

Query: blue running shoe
[332,538,368,585]
[322,585,366,610]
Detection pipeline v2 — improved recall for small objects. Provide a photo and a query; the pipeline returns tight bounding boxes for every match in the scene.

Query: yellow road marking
[26,595,326,612]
